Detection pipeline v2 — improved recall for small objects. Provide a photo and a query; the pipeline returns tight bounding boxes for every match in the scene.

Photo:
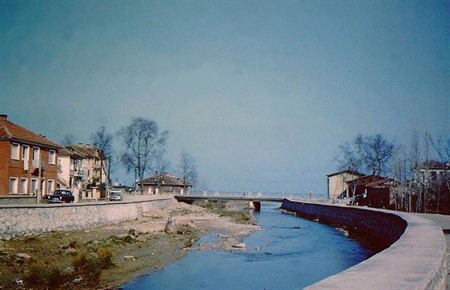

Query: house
[57,147,85,190]
[62,144,108,200]
[65,144,107,186]
[140,173,191,195]
[364,178,395,209]
[418,160,449,189]
[0,114,62,198]
[346,175,394,208]
[326,170,364,200]
[346,175,388,197]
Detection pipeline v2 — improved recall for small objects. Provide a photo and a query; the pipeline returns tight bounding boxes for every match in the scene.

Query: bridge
[174,192,289,211]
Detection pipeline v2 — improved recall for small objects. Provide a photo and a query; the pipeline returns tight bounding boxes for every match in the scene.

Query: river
[122,202,374,289]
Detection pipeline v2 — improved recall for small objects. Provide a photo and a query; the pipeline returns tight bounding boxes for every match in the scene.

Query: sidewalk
[418,213,450,290]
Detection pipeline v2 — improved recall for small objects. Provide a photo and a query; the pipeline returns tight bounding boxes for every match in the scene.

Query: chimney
[0,114,7,120]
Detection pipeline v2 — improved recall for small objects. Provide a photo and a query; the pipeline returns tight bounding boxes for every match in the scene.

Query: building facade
[64,144,108,187]
[60,144,108,200]
[0,115,61,197]
[140,173,191,195]
[327,170,364,200]
[57,147,86,190]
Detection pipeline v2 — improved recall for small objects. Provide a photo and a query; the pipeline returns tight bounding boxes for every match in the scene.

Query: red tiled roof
[365,178,392,188]
[141,173,191,187]
[327,170,365,177]
[420,160,450,170]
[0,115,61,149]
[66,144,102,159]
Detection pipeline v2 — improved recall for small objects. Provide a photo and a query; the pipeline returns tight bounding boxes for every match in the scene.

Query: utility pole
[37,151,42,204]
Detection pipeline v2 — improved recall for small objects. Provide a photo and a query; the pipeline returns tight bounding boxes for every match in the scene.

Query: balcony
[71,167,86,179]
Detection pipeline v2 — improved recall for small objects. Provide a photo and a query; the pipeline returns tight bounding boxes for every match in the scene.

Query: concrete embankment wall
[281,199,447,290]
[0,196,174,239]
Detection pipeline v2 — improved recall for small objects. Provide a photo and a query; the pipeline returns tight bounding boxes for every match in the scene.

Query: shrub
[97,247,114,269]
[72,251,101,280]
[47,264,66,288]
[25,262,71,289]
[25,262,48,285]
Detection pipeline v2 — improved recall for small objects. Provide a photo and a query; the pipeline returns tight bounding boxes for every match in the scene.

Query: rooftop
[0,114,61,149]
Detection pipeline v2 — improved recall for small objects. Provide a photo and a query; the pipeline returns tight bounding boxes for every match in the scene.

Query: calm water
[122,203,374,290]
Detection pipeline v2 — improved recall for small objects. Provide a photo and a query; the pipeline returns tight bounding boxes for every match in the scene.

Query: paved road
[418,214,450,290]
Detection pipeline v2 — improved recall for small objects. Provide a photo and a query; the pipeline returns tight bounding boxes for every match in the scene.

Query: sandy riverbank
[0,200,260,289]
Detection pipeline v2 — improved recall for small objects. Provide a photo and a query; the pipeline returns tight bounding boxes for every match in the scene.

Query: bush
[25,262,48,285]
[25,262,70,289]
[72,247,113,282]
[97,247,114,269]
[47,264,66,288]
[72,251,101,280]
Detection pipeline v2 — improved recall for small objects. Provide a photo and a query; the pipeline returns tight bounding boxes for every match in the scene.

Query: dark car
[48,190,75,203]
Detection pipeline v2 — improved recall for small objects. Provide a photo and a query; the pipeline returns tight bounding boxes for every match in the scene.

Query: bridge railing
[187,191,308,200]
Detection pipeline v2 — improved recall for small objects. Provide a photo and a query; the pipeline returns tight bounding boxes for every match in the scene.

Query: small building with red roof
[140,172,191,195]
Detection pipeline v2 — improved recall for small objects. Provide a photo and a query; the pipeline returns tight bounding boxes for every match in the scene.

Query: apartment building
[0,115,62,196]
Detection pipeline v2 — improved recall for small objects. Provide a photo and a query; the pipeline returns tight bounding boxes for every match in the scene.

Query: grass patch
[193,201,254,224]
[24,262,70,289]
[23,246,114,289]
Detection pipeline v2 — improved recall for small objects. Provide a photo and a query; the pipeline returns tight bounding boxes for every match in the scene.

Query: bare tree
[408,130,421,212]
[422,130,433,213]
[60,134,75,146]
[335,134,397,175]
[118,117,168,194]
[430,134,450,213]
[179,150,199,191]
[155,148,171,174]
[91,125,114,185]
[335,133,397,205]
[334,134,365,173]
[364,134,396,176]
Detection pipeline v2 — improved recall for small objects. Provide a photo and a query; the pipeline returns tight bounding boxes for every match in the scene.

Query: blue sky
[1,1,449,196]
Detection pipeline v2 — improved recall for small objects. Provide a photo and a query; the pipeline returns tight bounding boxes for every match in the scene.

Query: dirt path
[0,200,260,289]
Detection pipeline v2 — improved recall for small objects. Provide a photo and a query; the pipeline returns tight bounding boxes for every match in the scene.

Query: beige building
[58,144,107,200]
[140,173,191,195]
[327,170,364,200]
[57,148,85,190]
[65,144,107,186]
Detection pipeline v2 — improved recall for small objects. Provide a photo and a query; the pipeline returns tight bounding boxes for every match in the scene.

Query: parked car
[48,190,75,203]
[109,190,123,201]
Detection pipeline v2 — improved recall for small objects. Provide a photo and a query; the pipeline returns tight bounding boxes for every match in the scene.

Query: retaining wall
[281,199,447,289]
[0,196,174,239]
[0,196,37,205]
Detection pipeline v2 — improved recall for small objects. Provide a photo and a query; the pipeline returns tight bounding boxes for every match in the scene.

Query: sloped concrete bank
[0,196,174,239]
[281,199,447,290]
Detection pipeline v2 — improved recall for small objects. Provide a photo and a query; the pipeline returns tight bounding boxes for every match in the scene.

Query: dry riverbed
[0,200,260,289]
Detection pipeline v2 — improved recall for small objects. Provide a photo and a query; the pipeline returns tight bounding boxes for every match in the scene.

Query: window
[32,147,40,161]
[32,147,40,167]
[31,179,38,195]
[49,150,56,165]
[11,143,20,160]
[47,180,54,194]
[22,145,30,161]
[9,177,18,194]
[20,178,28,194]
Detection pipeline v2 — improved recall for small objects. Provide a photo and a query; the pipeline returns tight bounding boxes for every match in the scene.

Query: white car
[109,191,123,201]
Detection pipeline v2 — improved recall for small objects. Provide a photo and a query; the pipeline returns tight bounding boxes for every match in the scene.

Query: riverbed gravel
[0,200,260,289]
